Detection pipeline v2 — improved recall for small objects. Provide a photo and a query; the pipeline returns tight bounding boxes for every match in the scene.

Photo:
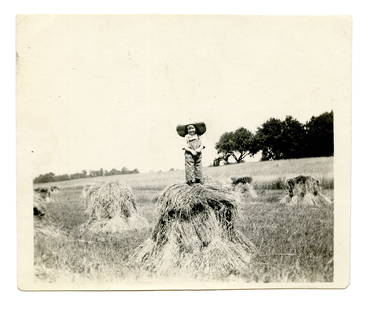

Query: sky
[16,15,351,176]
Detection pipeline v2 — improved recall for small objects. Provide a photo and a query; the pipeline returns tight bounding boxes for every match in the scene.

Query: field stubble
[34,157,334,283]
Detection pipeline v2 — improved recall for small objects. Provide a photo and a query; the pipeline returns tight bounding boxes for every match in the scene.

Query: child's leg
[185,153,195,184]
[194,154,203,182]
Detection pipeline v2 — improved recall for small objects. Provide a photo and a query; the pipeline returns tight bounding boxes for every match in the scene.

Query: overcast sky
[17,16,350,176]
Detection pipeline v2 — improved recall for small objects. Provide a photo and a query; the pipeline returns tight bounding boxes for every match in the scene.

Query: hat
[176,122,207,137]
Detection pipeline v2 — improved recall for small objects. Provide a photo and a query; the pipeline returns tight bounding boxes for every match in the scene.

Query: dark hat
[176,122,207,137]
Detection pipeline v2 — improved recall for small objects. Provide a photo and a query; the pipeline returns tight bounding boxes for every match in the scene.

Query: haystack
[231,176,258,199]
[34,190,63,238]
[279,175,332,206]
[34,191,48,218]
[128,183,255,279]
[81,181,148,234]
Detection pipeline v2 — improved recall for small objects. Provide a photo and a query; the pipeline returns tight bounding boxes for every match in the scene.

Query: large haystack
[81,181,148,234]
[279,175,332,206]
[129,183,255,279]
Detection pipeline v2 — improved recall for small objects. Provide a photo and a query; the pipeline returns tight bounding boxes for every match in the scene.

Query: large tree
[304,111,333,157]
[215,127,255,163]
[214,111,334,164]
[254,116,307,160]
[280,116,307,159]
[253,118,284,160]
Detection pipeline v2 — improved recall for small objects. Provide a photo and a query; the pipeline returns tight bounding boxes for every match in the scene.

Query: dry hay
[34,190,64,238]
[128,183,255,279]
[34,191,48,218]
[231,176,258,199]
[202,175,226,187]
[81,181,148,234]
[202,176,257,203]
[279,175,332,207]
[33,186,60,214]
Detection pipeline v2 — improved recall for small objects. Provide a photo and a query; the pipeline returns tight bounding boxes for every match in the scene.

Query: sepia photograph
[16,15,351,290]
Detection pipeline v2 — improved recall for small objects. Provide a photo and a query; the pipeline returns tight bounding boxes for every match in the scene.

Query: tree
[280,116,307,159]
[213,153,232,166]
[304,111,333,157]
[253,116,307,160]
[254,118,284,160]
[121,167,129,174]
[33,165,140,184]
[214,111,333,163]
[33,172,56,183]
[89,170,99,177]
[54,174,70,182]
[215,127,255,163]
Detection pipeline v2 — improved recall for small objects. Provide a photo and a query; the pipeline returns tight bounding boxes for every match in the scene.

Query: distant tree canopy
[33,166,140,184]
[214,111,333,165]
[215,127,255,163]
[33,172,56,184]
[305,111,334,157]
[254,116,307,161]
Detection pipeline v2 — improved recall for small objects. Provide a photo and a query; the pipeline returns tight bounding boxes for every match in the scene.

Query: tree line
[33,167,140,184]
[214,111,333,165]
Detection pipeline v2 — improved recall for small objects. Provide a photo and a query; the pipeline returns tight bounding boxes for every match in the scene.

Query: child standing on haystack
[176,122,206,186]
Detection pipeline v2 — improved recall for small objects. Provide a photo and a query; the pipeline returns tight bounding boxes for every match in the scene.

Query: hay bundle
[82,181,148,233]
[129,183,255,279]
[33,190,64,238]
[231,176,258,199]
[279,175,332,206]
[34,191,48,218]
[33,186,57,217]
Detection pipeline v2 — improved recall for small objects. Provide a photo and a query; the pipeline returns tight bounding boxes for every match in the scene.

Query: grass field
[34,156,334,284]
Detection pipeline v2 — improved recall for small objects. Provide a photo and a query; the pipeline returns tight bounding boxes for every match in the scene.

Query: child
[176,122,206,185]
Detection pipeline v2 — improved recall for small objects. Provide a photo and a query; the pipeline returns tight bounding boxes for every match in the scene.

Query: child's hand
[191,150,198,156]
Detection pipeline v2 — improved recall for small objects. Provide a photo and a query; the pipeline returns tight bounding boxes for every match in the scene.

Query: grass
[238,190,333,282]
[39,156,333,190]
[34,156,334,284]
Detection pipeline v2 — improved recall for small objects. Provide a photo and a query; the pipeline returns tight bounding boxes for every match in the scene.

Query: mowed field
[34,156,334,284]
